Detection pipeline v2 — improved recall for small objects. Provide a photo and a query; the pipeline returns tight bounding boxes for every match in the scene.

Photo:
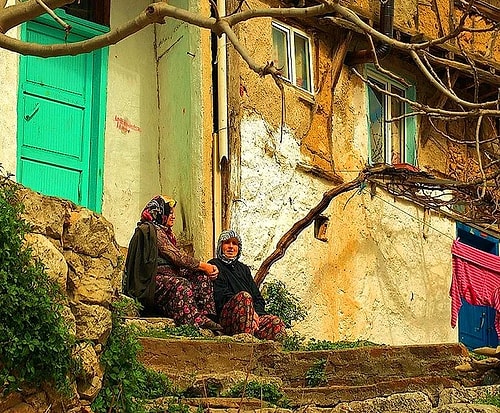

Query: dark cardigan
[124,222,158,311]
[209,257,267,317]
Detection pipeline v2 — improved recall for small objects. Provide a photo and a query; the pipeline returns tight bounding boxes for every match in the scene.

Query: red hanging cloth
[450,239,500,338]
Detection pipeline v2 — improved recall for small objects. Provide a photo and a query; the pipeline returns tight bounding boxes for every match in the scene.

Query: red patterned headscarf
[140,195,177,226]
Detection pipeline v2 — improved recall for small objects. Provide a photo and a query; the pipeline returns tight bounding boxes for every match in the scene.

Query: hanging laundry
[450,239,500,338]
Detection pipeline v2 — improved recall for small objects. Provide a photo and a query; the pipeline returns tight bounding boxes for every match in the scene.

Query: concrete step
[282,376,461,407]
[137,337,475,403]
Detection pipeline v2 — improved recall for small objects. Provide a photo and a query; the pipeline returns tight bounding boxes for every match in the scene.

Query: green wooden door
[17,12,108,211]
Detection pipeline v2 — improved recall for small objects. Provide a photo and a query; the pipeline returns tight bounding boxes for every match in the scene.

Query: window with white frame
[272,21,313,93]
[367,68,417,166]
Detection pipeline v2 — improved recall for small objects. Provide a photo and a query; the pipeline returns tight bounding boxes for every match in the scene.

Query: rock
[456,363,474,373]
[63,208,117,257]
[471,359,500,371]
[473,347,500,359]
[71,302,112,344]
[24,233,68,290]
[0,392,23,412]
[230,333,264,343]
[431,403,500,412]
[296,392,432,412]
[74,342,104,401]
[18,187,71,239]
[124,317,176,332]
[61,304,77,336]
[2,402,37,413]
[65,250,115,305]
[439,385,500,406]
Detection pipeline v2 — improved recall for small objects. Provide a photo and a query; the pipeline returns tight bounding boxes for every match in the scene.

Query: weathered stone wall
[0,186,123,413]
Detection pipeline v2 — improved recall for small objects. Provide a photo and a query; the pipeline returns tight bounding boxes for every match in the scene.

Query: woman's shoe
[200,320,223,332]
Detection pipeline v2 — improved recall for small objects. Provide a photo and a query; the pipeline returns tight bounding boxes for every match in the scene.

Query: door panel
[17,12,107,211]
[459,301,498,349]
[21,94,85,162]
[19,158,82,202]
[456,223,499,349]
[23,24,88,99]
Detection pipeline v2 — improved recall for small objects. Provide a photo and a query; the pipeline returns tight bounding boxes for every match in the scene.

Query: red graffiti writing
[114,115,141,134]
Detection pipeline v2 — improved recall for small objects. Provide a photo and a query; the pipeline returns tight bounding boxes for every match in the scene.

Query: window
[63,0,110,26]
[367,68,417,166]
[272,21,313,93]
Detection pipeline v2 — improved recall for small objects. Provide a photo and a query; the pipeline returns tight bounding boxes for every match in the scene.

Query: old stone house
[1,0,500,347]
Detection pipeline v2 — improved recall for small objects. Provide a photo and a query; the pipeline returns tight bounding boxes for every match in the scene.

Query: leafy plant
[166,403,190,413]
[225,380,290,407]
[304,338,380,351]
[0,167,76,395]
[137,323,204,340]
[262,280,307,328]
[282,331,307,351]
[477,390,500,407]
[92,299,176,413]
[282,333,380,352]
[305,358,327,387]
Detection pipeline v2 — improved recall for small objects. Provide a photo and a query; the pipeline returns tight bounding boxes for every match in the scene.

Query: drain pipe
[213,0,228,251]
[345,0,394,65]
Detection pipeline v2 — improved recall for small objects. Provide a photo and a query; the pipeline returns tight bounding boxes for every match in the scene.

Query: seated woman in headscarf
[125,195,222,331]
[209,230,286,341]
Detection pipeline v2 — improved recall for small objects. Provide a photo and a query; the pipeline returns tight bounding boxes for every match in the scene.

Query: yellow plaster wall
[0,7,19,175]
[101,0,160,247]
[230,0,459,344]
[155,0,215,258]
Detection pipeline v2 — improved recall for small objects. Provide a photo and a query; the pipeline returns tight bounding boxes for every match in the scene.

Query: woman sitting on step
[124,195,223,332]
[209,230,286,341]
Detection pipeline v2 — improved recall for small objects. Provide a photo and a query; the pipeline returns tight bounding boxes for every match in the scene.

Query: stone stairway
[136,332,500,412]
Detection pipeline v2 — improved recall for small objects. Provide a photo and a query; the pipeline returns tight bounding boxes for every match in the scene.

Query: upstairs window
[63,0,110,26]
[272,21,313,93]
[367,68,417,166]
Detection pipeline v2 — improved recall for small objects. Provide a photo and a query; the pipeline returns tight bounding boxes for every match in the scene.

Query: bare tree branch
[475,115,487,197]
[410,50,499,109]
[254,171,367,286]
[0,3,202,56]
[34,0,71,32]
[0,0,73,33]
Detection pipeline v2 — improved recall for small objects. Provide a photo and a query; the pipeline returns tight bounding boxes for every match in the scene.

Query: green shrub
[304,338,380,351]
[92,299,176,413]
[262,280,307,328]
[0,168,75,394]
[282,331,306,351]
[477,390,500,407]
[305,359,327,387]
[225,380,290,407]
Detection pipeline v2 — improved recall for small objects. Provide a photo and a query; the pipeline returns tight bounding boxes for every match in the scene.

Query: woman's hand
[199,262,219,280]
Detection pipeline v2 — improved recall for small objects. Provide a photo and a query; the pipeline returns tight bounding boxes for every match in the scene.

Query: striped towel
[450,239,500,338]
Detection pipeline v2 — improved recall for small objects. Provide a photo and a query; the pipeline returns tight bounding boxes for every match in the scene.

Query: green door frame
[17,10,108,212]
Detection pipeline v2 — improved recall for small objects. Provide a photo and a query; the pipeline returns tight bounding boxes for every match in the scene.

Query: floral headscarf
[140,195,178,244]
[216,229,242,264]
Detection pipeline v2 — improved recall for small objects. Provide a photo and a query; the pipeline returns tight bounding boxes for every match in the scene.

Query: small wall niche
[314,215,329,242]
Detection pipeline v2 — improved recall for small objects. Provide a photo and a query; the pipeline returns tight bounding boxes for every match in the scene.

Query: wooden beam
[423,53,500,86]
[331,29,352,91]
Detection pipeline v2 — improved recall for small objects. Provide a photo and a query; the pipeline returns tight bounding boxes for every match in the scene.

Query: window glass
[294,33,310,91]
[368,79,385,164]
[390,85,405,164]
[272,26,290,81]
[367,72,416,166]
[272,21,313,93]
